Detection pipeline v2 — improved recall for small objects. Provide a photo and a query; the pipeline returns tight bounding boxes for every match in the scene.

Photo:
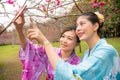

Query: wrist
[43,40,50,46]
[37,38,50,46]
[16,27,23,32]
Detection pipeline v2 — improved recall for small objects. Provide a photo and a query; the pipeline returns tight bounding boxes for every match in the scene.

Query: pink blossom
[92,0,105,8]
[44,15,47,18]
[12,4,15,7]
[36,5,40,8]
[65,12,68,15]
[42,5,47,12]
[94,0,98,3]
[92,3,98,8]
[45,0,51,2]
[56,0,61,6]
[50,10,54,13]
[58,3,62,7]
[6,0,14,4]
[98,2,105,7]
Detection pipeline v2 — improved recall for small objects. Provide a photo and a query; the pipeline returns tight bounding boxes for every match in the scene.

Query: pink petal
[50,10,54,13]
[44,15,47,18]
[91,3,98,8]
[6,0,14,4]
[56,0,61,5]
[42,5,47,12]
[94,0,98,3]
[98,2,105,7]
[45,0,51,2]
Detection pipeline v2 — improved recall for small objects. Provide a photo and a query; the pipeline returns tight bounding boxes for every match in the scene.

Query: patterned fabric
[116,58,120,80]
[54,38,119,80]
[19,40,80,80]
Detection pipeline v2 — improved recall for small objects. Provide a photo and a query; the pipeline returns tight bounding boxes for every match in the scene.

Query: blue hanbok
[54,39,119,80]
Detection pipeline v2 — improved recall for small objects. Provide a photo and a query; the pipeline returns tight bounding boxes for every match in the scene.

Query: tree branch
[73,0,83,13]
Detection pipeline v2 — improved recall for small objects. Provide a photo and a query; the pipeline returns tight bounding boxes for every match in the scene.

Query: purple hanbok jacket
[19,40,80,80]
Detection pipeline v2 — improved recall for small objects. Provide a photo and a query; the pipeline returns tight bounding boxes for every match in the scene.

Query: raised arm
[27,18,59,69]
[13,11,27,49]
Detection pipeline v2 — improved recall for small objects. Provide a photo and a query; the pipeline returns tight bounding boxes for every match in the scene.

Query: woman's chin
[79,37,84,40]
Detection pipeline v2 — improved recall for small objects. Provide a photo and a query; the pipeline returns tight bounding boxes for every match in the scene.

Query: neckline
[58,50,75,62]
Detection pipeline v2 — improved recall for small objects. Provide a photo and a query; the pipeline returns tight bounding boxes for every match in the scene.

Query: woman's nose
[76,26,81,32]
[62,38,67,42]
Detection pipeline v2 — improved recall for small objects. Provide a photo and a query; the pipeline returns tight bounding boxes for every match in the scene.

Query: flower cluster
[91,0,105,8]
[94,12,104,24]
[6,0,14,4]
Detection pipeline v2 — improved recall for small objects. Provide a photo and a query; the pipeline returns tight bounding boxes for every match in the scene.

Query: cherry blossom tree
[0,0,83,34]
[0,0,119,36]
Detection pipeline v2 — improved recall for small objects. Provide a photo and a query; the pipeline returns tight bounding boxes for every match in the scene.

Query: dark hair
[78,12,104,37]
[60,26,80,43]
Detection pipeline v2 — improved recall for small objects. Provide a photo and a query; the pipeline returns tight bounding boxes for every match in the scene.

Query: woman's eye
[68,37,72,40]
[80,22,85,25]
[61,35,64,38]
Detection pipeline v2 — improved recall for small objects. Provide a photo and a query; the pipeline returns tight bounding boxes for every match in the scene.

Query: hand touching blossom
[27,18,49,45]
[13,11,25,31]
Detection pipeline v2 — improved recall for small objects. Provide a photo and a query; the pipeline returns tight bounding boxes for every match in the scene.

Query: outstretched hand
[27,18,48,45]
[13,10,25,30]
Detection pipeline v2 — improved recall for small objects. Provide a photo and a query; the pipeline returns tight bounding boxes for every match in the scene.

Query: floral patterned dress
[19,40,81,80]
[54,38,119,80]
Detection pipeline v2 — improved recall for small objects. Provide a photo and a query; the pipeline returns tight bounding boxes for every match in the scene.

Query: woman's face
[76,16,97,41]
[60,30,78,51]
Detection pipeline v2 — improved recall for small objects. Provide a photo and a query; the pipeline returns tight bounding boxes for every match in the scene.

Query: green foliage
[115,0,120,9]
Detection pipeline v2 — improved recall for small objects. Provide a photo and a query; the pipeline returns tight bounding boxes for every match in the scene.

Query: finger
[27,31,34,39]
[27,32,37,41]
[27,29,35,35]
[14,5,27,22]
[21,12,25,23]
[30,17,37,29]
[27,34,33,41]
[13,20,17,25]
[13,11,23,23]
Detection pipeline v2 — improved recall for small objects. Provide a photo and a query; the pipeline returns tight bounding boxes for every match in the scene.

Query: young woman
[13,13,81,80]
[26,12,119,80]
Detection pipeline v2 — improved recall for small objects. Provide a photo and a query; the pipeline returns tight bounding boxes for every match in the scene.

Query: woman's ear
[94,23,99,31]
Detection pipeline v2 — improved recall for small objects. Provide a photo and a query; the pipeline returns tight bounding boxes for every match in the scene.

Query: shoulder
[95,38,118,56]
[93,46,118,63]
[90,39,119,62]
[70,54,81,65]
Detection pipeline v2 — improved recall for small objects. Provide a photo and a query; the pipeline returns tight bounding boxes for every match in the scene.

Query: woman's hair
[78,12,104,37]
[60,26,80,43]
[60,26,81,53]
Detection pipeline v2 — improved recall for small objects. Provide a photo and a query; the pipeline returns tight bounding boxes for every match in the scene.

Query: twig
[0,1,27,35]
[73,0,83,13]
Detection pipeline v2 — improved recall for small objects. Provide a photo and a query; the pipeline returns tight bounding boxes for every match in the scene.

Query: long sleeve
[19,39,47,80]
[45,49,81,80]
[54,39,119,80]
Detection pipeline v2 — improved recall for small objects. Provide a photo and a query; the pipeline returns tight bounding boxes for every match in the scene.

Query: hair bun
[94,12,104,24]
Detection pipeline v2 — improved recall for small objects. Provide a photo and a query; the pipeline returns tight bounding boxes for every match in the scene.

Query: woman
[26,12,119,80]
[13,13,81,80]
